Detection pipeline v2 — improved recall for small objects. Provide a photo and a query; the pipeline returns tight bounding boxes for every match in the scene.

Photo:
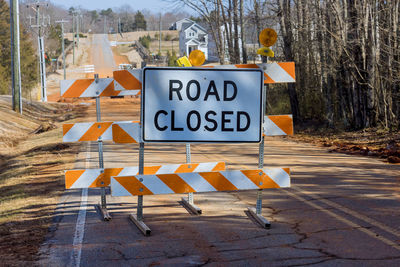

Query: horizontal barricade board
[111,168,290,196]
[65,162,226,188]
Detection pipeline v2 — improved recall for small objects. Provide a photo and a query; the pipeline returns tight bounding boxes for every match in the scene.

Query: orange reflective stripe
[268,115,294,135]
[115,176,153,196]
[199,172,238,191]
[65,170,85,189]
[278,62,295,80]
[114,70,142,90]
[143,165,162,174]
[235,63,258,68]
[282,168,290,175]
[156,174,195,193]
[175,163,199,173]
[263,73,275,83]
[112,124,138,143]
[212,162,226,171]
[95,168,124,187]
[63,124,74,136]
[78,122,112,141]
[89,173,105,188]
[99,80,117,97]
[241,170,280,189]
[63,79,93,98]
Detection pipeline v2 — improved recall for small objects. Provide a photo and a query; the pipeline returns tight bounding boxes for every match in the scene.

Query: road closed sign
[142,67,263,143]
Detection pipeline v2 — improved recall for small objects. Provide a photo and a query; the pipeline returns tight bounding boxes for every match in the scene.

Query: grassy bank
[0,96,86,265]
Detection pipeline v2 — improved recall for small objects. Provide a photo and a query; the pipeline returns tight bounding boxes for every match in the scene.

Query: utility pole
[10,0,22,113]
[27,1,49,102]
[76,12,80,48]
[72,13,75,64]
[159,13,161,53]
[118,17,121,35]
[56,20,68,80]
[80,14,84,33]
[103,15,107,34]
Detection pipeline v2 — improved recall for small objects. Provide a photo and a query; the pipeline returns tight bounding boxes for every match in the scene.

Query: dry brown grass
[0,97,87,265]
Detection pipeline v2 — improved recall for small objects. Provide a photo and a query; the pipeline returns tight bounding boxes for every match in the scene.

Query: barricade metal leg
[247,82,271,228]
[93,74,111,221]
[247,136,270,228]
[130,142,151,236]
[181,143,202,214]
[98,138,110,220]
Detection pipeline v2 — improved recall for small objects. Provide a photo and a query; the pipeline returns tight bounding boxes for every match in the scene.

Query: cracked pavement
[38,33,400,266]
[38,97,400,266]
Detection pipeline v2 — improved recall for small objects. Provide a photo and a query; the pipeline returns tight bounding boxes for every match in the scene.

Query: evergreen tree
[0,0,37,96]
[133,11,146,31]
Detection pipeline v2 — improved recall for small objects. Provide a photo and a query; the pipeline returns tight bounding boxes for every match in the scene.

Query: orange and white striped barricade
[111,121,141,143]
[111,168,290,196]
[110,115,293,144]
[205,62,295,84]
[62,121,139,142]
[60,77,140,98]
[113,69,142,91]
[60,74,140,220]
[263,115,294,136]
[65,162,226,189]
[110,62,294,92]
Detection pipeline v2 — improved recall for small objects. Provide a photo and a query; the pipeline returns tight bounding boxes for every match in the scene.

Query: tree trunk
[277,0,300,122]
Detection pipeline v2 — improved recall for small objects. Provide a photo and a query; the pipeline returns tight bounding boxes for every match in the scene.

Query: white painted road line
[285,188,400,251]
[70,143,91,266]
[292,186,400,238]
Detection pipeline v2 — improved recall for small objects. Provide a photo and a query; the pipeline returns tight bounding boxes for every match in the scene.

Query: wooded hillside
[178,0,400,131]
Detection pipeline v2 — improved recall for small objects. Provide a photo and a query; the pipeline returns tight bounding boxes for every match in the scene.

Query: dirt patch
[289,126,400,164]
[112,46,130,65]
[31,122,56,134]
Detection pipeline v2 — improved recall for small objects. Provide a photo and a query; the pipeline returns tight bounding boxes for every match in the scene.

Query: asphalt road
[38,99,400,266]
[38,35,400,266]
[91,34,116,77]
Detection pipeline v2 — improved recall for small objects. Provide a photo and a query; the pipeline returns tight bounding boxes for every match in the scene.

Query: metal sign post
[247,57,271,228]
[181,143,202,214]
[128,60,151,235]
[128,132,151,236]
[94,74,111,221]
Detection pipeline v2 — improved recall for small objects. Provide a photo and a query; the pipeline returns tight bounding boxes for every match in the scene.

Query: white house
[173,19,208,60]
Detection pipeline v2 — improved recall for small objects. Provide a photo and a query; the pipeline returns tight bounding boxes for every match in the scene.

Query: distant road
[91,34,116,78]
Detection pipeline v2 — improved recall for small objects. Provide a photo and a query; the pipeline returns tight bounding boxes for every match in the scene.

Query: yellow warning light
[259,28,277,47]
[189,50,205,66]
[257,47,274,57]
[176,56,192,67]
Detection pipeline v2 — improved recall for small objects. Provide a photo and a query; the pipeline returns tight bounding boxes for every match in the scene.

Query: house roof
[183,23,207,35]
[170,18,195,30]
[181,22,195,32]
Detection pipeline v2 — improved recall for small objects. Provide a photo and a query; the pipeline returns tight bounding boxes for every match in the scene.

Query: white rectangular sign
[142,67,263,143]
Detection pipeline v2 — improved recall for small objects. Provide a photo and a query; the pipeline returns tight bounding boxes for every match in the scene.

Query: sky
[48,0,193,14]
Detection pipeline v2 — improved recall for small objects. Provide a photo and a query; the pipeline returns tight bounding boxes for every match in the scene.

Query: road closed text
[142,68,263,142]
